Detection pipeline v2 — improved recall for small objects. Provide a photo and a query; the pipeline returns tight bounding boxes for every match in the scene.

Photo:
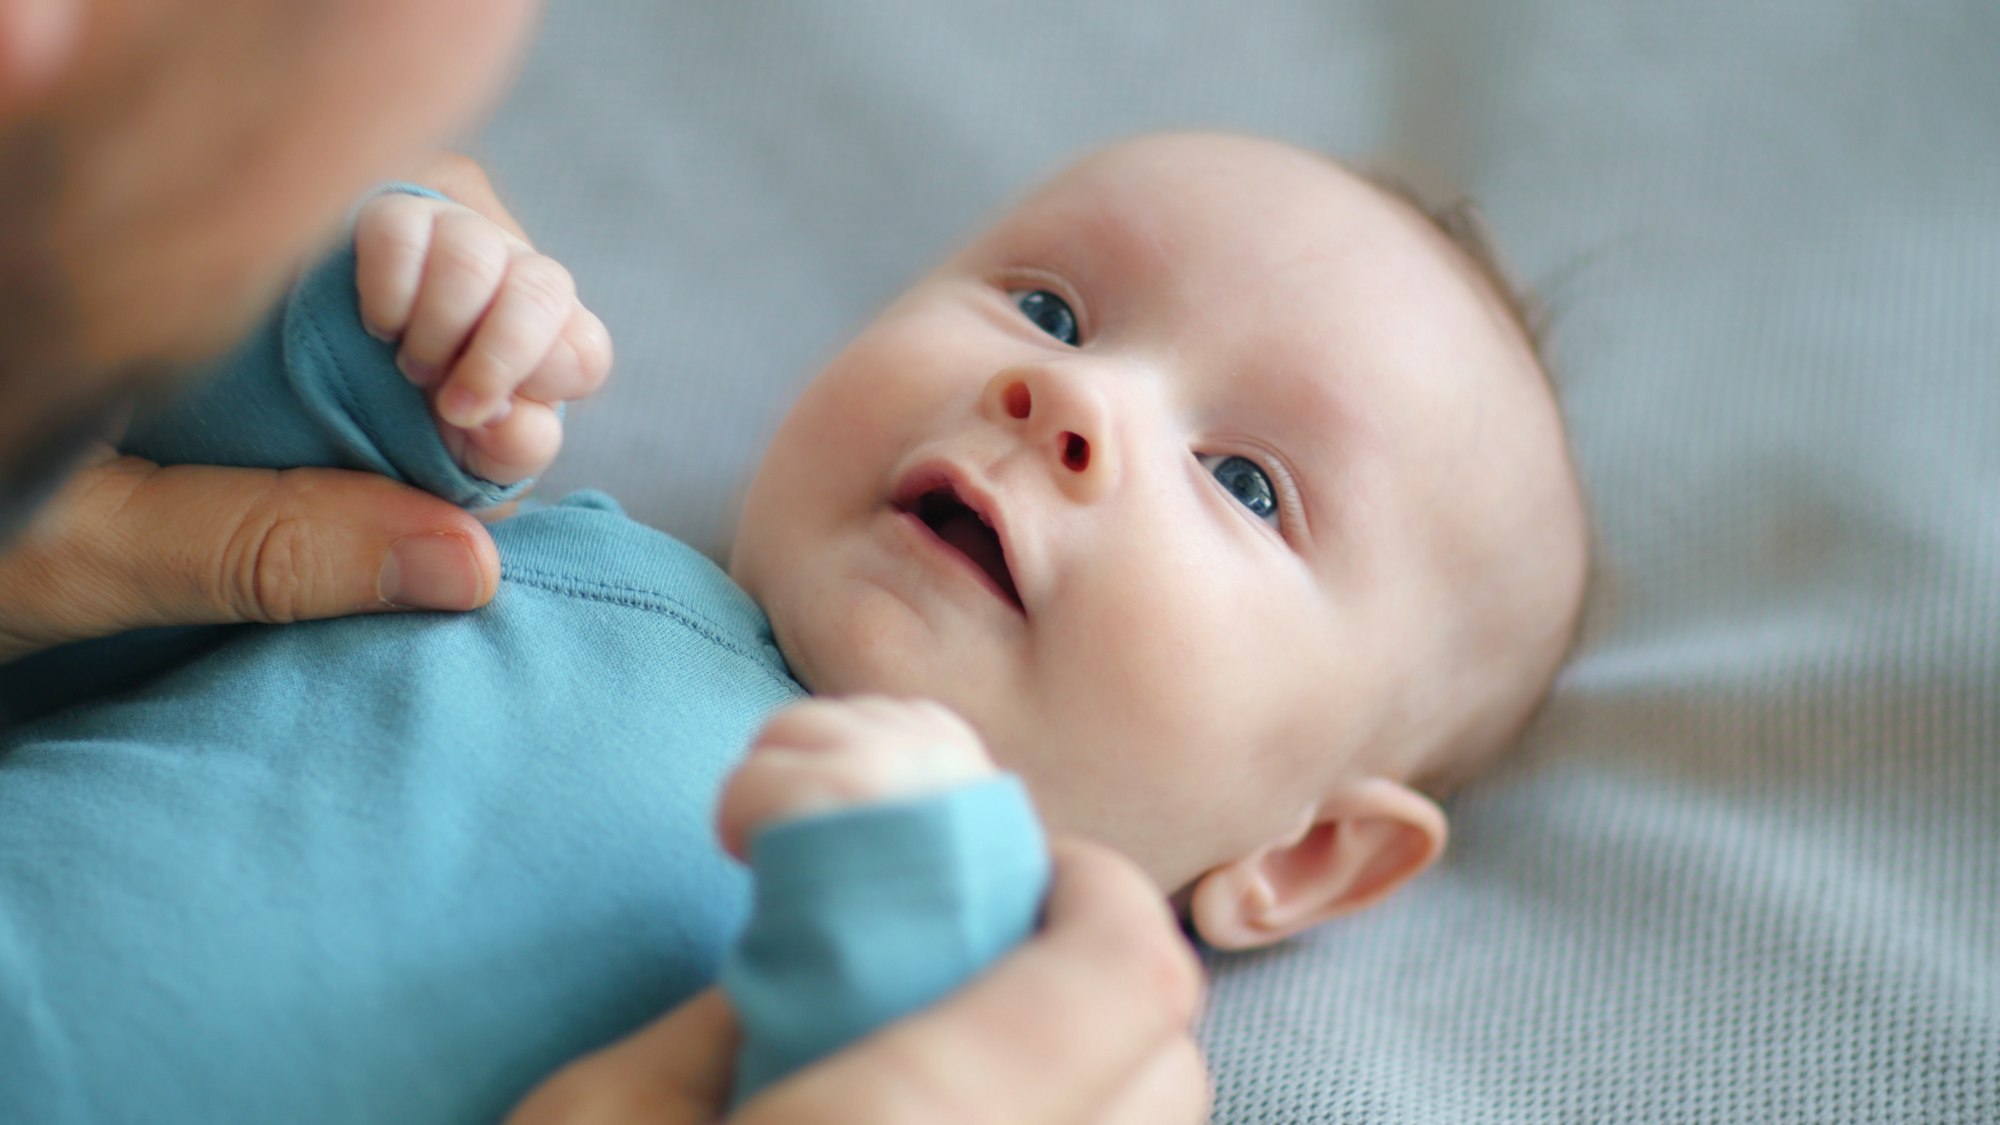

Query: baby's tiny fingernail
[363,322,394,344]
[398,354,439,387]
[438,385,489,428]
[379,533,485,611]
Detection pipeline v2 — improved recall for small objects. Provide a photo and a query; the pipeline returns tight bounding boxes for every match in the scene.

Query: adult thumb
[0,449,500,660]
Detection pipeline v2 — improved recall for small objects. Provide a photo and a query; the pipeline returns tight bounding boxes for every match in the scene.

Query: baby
[0,132,1587,1121]
[730,132,1587,933]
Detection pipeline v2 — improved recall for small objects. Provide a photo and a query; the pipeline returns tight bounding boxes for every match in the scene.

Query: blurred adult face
[0,0,541,532]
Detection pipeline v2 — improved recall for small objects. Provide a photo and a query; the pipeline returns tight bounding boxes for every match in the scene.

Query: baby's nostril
[1003,383,1032,420]
[1061,432,1090,472]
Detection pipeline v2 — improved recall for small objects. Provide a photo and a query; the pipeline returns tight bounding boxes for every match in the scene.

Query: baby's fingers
[515,306,614,404]
[434,252,578,428]
[400,208,519,394]
[440,399,563,487]
[353,193,438,341]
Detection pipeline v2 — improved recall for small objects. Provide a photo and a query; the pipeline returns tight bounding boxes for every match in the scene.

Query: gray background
[471,3,2000,1121]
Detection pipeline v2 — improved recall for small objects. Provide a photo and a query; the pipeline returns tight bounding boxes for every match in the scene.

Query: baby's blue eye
[1014,289,1079,346]
[1199,454,1279,525]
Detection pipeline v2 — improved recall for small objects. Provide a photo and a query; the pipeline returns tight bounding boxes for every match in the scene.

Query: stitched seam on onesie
[500,563,788,685]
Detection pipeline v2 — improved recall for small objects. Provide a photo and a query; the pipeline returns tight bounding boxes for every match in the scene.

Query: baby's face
[732,133,1571,891]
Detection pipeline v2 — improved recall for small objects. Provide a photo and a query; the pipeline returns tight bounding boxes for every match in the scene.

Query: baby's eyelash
[992,267,1090,342]
[1267,459,1308,538]
[1195,447,1307,539]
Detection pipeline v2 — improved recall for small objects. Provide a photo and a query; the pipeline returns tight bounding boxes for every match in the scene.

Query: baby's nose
[997,380,1091,470]
[982,364,1116,501]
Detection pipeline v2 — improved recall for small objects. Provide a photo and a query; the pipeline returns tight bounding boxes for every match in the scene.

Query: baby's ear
[1187,778,1447,951]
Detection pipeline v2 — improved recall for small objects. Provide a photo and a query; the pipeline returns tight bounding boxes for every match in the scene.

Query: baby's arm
[715,698,1052,1105]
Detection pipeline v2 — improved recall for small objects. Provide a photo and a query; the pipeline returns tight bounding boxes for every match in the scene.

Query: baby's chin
[759,580,1014,702]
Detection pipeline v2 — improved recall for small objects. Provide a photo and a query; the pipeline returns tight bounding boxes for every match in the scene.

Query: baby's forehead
[997,140,1372,259]
[1014,138,1410,242]
[981,139,1532,400]
[978,139,1508,344]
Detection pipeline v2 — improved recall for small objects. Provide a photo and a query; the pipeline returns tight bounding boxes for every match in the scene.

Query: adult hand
[0,445,500,662]
[507,838,1211,1125]
[0,153,549,665]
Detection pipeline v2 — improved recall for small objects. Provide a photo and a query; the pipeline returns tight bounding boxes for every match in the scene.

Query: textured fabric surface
[469,3,2000,1120]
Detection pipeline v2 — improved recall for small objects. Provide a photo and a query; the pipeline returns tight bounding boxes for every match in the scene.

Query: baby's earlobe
[1184,861,1279,951]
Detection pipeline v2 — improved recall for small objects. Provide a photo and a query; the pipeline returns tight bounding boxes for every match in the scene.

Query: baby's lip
[891,460,1025,615]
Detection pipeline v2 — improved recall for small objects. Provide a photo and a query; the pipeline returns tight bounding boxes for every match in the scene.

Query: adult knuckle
[221,485,325,624]
[244,519,310,624]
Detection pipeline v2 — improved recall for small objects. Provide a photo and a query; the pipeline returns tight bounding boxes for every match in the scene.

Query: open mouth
[894,476,1023,612]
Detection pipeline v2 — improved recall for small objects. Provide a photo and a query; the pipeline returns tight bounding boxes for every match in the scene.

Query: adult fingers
[0,450,499,660]
[504,989,738,1125]
[1097,1036,1212,1125]
[736,837,1206,1125]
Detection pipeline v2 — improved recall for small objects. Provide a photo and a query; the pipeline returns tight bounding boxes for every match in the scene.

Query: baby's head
[731,132,1588,947]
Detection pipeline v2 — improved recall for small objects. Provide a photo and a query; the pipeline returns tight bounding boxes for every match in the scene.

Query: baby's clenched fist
[716,696,1000,858]
[352,191,612,486]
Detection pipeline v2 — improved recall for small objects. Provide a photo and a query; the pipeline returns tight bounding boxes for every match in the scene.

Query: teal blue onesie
[0,191,1049,1123]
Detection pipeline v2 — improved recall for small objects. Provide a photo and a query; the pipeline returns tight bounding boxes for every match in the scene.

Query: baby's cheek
[1033,597,1300,828]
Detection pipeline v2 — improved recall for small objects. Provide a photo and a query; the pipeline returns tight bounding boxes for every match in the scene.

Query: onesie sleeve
[119,183,529,511]
[720,775,1051,1104]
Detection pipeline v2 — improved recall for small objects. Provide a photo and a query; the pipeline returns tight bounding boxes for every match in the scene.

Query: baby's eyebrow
[1030,189,1176,288]
[1250,370,1358,556]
